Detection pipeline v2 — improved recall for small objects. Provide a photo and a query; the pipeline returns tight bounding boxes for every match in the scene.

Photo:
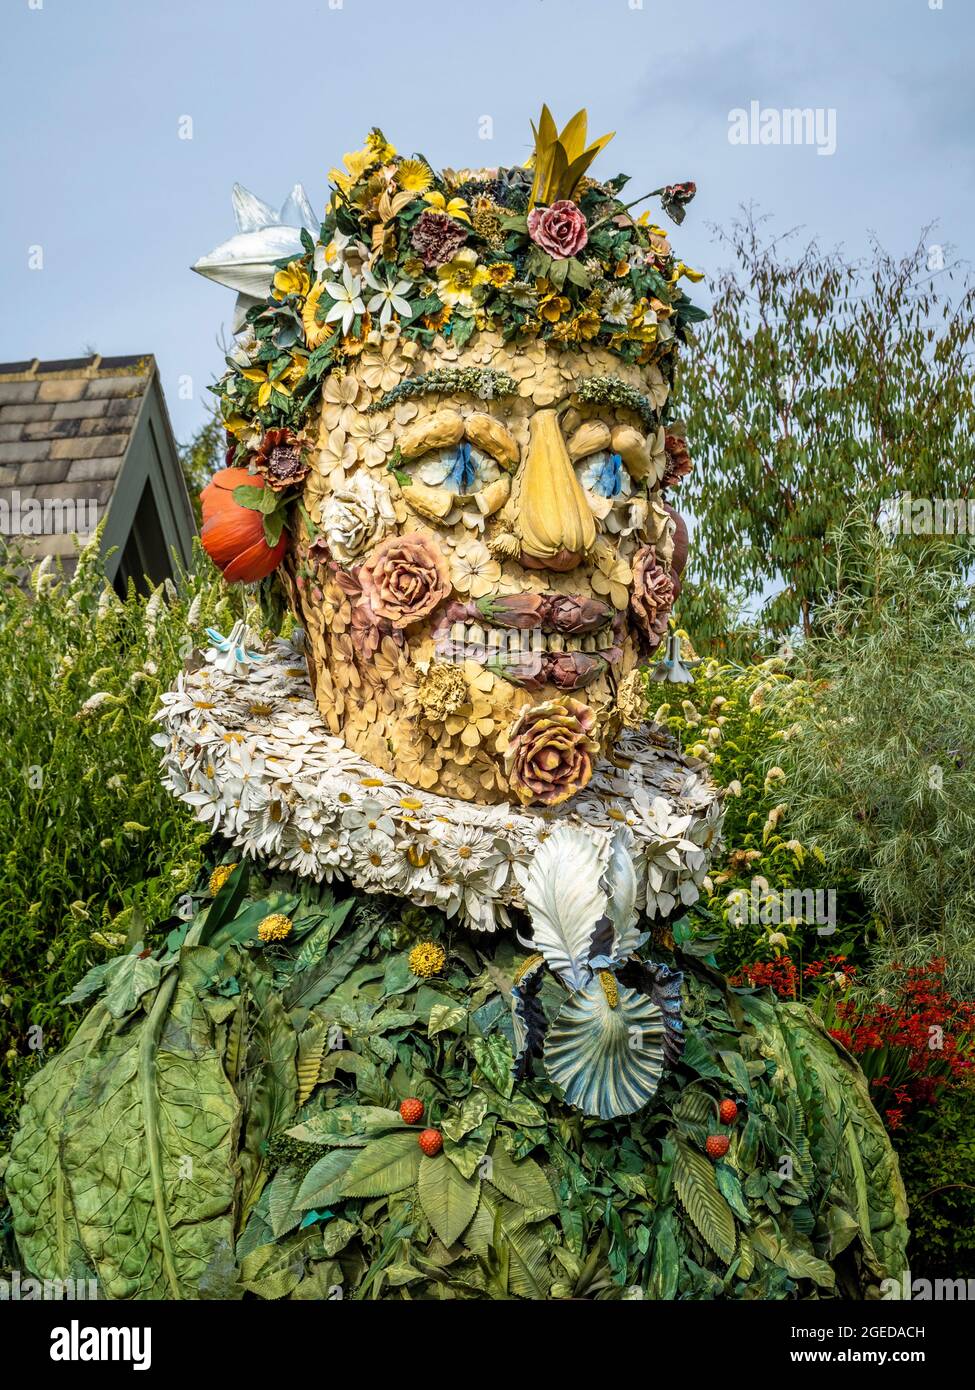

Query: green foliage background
[0,535,241,1135]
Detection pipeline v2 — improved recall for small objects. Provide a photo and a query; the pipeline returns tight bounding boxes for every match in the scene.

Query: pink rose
[357,531,451,629]
[504,697,598,806]
[526,199,589,259]
[630,545,676,650]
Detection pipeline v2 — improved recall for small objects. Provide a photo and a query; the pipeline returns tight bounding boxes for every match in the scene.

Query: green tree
[775,514,975,995]
[676,211,975,635]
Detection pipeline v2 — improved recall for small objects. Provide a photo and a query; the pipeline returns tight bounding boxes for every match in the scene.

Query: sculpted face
[286,328,687,806]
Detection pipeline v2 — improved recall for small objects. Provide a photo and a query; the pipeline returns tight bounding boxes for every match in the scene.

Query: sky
[2,0,973,447]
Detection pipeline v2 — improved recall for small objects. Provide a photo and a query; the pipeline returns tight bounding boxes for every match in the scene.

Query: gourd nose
[517,409,595,569]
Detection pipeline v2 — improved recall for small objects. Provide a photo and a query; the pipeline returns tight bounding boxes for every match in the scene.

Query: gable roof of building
[0,353,197,581]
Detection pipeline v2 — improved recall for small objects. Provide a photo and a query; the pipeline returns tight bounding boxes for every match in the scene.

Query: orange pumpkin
[200,468,289,582]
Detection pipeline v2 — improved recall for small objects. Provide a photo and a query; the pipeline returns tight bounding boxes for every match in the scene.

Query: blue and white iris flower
[580,450,631,500]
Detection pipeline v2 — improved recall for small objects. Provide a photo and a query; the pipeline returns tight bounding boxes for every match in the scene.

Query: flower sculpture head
[199,108,701,806]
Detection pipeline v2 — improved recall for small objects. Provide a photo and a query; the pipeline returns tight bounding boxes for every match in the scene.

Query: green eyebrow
[568,375,660,433]
[368,368,517,414]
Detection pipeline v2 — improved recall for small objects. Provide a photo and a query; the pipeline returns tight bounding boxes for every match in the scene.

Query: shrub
[895,1088,975,1279]
[0,534,241,1135]
[659,656,867,975]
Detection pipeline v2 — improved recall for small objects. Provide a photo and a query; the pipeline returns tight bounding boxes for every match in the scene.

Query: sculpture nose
[517,408,595,571]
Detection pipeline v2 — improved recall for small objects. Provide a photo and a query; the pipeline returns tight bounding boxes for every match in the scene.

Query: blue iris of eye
[591,451,625,498]
[444,441,477,493]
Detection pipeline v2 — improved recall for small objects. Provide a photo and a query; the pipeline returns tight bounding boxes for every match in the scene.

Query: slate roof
[0,354,196,579]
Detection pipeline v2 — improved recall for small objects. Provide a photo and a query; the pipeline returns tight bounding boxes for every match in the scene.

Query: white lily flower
[323,264,365,335]
[362,268,414,327]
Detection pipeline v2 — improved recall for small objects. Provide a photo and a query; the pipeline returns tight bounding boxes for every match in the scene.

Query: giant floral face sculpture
[286,333,687,806]
[198,109,700,809]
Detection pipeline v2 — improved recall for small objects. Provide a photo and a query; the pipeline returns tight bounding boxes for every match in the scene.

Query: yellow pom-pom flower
[408,941,446,978]
[258,913,293,943]
[209,863,238,895]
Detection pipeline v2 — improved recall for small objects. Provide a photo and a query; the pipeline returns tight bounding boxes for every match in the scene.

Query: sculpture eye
[409,440,502,497]
[576,449,632,502]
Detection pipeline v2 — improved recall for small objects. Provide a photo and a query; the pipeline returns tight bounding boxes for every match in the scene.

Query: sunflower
[301,279,332,350]
[486,261,515,288]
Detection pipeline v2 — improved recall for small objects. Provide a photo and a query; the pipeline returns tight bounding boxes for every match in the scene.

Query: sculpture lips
[446,592,614,634]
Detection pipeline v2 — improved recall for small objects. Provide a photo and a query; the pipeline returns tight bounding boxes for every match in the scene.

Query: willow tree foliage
[774,516,975,995]
[676,212,975,635]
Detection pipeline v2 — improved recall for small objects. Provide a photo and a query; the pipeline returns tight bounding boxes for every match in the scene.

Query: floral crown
[199,106,703,468]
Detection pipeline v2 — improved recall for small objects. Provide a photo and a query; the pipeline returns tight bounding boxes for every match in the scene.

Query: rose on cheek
[357,531,451,628]
[526,199,589,259]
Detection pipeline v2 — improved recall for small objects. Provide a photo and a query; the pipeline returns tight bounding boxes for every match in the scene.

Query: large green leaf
[296,1149,357,1210]
[340,1131,421,1198]
[464,1190,552,1299]
[284,913,382,1010]
[673,1138,737,1267]
[485,1141,557,1217]
[236,960,297,1228]
[750,1218,835,1290]
[4,966,239,1298]
[417,1153,480,1248]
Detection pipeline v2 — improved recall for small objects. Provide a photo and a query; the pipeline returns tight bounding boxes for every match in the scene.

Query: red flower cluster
[829,958,975,1122]
[730,957,799,999]
[803,954,857,986]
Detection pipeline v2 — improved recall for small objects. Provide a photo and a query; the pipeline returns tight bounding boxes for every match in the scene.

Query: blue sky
[2,0,972,447]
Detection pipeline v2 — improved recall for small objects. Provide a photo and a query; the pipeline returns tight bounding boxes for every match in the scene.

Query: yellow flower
[273,260,310,299]
[436,249,489,308]
[301,279,332,349]
[423,190,472,223]
[423,304,452,331]
[408,941,446,978]
[486,261,515,288]
[241,365,292,409]
[366,128,397,163]
[398,158,433,194]
[241,355,305,407]
[225,413,253,439]
[258,913,293,943]
[536,278,570,323]
[329,144,380,195]
[673,261,704,283]
[209,863,238,895]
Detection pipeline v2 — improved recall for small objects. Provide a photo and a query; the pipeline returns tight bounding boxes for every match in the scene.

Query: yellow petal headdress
[527,105,615,209]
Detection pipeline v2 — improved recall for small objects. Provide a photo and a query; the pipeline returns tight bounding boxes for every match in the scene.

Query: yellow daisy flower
[398,158,433,194]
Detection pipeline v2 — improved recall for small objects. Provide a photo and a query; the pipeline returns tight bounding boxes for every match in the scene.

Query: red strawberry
[399,1097,424,1125]
[706,1134,730,1159]
[719,1099,738,1124]
[418,1128,442,1157]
